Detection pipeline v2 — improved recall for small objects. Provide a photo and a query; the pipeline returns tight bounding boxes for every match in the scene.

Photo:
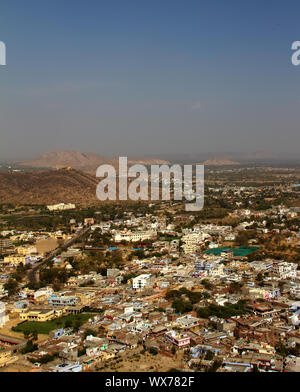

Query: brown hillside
[0,169,100,206]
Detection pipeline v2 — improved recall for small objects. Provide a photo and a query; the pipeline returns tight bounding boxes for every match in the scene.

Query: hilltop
[18,150,117,173]
[18,150,170,173]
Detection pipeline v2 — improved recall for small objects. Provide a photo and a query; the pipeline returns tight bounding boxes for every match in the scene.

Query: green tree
[4,278,19,296]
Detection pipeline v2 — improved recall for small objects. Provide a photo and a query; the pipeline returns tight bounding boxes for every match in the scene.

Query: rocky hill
[18,150,170,173]
[18,150,116,173]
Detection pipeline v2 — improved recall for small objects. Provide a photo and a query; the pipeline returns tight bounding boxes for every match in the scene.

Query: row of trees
[196,300,248,319]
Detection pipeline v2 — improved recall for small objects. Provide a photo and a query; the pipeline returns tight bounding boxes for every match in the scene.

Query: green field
[12,313,95,335]
[204,246,259,257]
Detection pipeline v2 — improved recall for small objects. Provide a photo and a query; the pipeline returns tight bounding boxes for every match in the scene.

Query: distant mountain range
[154,152,300,165]
[202,158,240,166]
[2,149,299,206]
[18,150,170,173]
[15,150,300,172]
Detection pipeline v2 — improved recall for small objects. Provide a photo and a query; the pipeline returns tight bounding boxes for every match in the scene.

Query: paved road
[27,226,91,285]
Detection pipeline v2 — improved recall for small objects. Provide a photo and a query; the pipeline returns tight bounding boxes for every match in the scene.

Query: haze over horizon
[1,0,300,160]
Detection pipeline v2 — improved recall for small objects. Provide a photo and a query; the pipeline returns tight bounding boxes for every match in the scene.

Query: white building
[273,262,297,279]
[181,232,210,254]
[290,282,300,298]
[165,330,190,347]
[114,230,157,243]
[0,302,8,327]
[132,274,153,290]
[47,203,76,211]
[34,287,54,300]
[48,295,77,306]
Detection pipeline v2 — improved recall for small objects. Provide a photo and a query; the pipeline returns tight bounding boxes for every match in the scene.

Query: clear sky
[0,0,300,160]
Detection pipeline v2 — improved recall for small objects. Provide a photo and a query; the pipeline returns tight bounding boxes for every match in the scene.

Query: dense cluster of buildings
[0,186,300,372]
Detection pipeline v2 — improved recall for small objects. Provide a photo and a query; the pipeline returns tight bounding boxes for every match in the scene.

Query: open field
[12,313,95,335]
[35,237,58,256]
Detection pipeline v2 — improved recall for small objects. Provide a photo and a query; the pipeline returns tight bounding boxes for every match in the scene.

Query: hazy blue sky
[0,0,300,160]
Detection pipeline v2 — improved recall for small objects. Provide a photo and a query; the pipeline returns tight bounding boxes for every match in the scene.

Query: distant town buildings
[47,203,76,211]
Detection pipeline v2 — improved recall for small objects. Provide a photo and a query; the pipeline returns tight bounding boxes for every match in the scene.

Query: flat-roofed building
[20,308,55,322]
[48,295,77,307]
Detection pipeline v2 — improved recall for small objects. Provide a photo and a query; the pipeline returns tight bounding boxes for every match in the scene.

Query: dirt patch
[96,347,185,372]
[35,238,58,256]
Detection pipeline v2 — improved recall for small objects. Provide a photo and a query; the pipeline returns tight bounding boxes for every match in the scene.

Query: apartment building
[181,232,210,255]
[272,261,297,279]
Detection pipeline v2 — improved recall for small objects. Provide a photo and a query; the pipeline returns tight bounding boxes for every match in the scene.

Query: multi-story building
[248,286,280,300]
[272,261,297,279]
[165,330,190,347]
[16,246,38,256]
[132,274,153,290]
[20,308,55,322]
[3,255,27,266]
[0,238,13,254]
[48,295,77,307]
[20,287,54,304]
[181,232,210,255]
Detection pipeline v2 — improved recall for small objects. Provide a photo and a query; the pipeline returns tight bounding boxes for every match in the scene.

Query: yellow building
[248,287,265,299]
[3,255,27,265]
[258,342,275,355]
[20,309,55,322]
[53,307,68,318]
[16,246,38,256]
[227,260,249,271]
[74,292,90,305]
[20,306,69,321]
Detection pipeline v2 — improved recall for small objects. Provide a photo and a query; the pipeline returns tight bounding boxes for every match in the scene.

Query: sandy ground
[96,347,186,372]
[35,238,58,256]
